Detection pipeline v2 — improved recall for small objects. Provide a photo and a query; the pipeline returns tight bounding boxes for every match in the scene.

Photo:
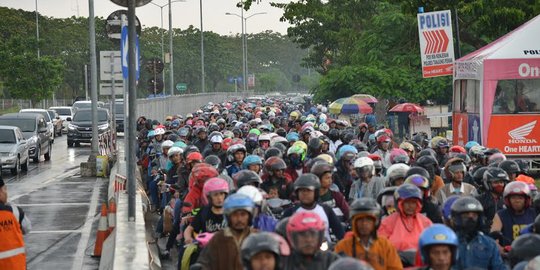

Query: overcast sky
[1,0,291,35]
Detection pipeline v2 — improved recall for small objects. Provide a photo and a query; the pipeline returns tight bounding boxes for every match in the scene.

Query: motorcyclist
[450,196,506,269]
[242,155,263,175]
[415,154,444,199]
[385,163,410,187]
[260,157,294,200]
[372,135,392,170]
[193,126,210,154]
[498,160,520,182]
[417,224,458,270]
[282,212,340,270]
[332,145,357,197]
[202,133,227,165]
[334,197,402,270]
[475,167,508,233]
[226,144,247,177]
[240,232,284,270]
[282,173,345,241]
[378,184,433,252]
[436,158,477,204]
[181,163,219,214]
[349,157,385,201]
[403,174,443,224]
[195,194,255,270]
[285,144,306,180]
[310,161,349,220]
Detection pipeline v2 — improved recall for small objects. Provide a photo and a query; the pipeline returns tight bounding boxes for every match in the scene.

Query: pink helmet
[286,212,325,250]
[196,232,214,247]
[202,177,229,205]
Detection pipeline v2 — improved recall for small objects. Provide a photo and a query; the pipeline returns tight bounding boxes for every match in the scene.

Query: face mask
[492,185,505,194]
[461,217,479,236]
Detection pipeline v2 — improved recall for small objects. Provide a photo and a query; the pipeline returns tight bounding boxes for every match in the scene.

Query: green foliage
[257,68,291,93]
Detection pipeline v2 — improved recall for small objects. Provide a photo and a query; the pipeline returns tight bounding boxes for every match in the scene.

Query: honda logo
[508,121,537,144]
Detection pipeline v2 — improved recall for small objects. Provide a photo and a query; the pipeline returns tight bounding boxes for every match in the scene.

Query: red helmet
[186,152,203,163]
[264,156,287,176]
[286,212,325,250]
[189,163,219,188]
[368,153,382,161]
[450,145,466,154]
[377,135,391,144]
[503,181,531,208]
[202,177,229,205]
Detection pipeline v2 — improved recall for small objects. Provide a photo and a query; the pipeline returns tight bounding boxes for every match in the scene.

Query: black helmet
[183,145,200,159]
[204,155,222,171]
[294,173,321,192]
[416,155,438,168]
[482,167,509,192]
[456,153,471,167]
[234,170,262,188]
[349,197,382,226]
[196,126,207,135]
[418,148,437,158]
[450,197,483,230]
[472,166,488,189]
[498,160,520,175]
[264,147,283,160]
[341,132,355,145]
[350,140,368,152]
[328,128,340,141]
[241,232,281,269]
[329,257,375,270]
[377,186,397,206]
[508,234,540,267]
[406,166,431,181]
[275,128,287,137]
[310,161,334,179]
[515,159,530,175]
[167,134,179,142]
[308,138,323,151]
[274,217,290,239]
[208,123,219,133]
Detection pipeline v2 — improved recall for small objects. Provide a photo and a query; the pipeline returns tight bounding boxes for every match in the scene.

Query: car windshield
[53,108,72,116]
[0,119,35,132]
[73,110,108,122]
[0,129,16,143]
[114,103,124,114]
[20,111,50,122]
[74,102,92,110]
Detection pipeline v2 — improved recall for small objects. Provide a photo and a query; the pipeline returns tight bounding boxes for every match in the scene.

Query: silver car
[0,125,29,175]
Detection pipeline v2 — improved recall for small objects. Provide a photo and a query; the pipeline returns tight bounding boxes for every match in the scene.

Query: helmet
[228,143,247,155]
[472,166,488,188]
[264,156,287,175]
[270,136,288,147]
[405,166,430,181]
[416,155,438,168]
[350,140,368,152]
[154,127,165,135]
[236,185,264,205]
[404,174,430,190]
[508,234,540,267]
[341,132,355,144]
[353,157,375,176]
[399,142,415,153]
[419,224,458,265]
[204,155,222,170]
[386,164,410,185]
[223,193,255,217]
[319,123,330,132]
[241,232,281,269]
[482,167,509,192]
[186,152,203,164]
[328,129,340,141]
[418,148,437,158]
[328,257,374,270]
[242,155,263,170]
[450,197,483,228]
[445,158,467,176]
[190,163,219,188]
[287,145,305,161]
[336,145,358,160]
[202,177,229,205]
[310,161,334,178]
[210,133,224,144]
[274,217,290,239]
[234,170,262,188]
[503,181,531,208]
[394,183,422,202]
[316,154,334,164]
[195,126,207,135]
[195,232,214,248]
[167,146,183,158]
[308,137,323,150]
[285,132,300,142]
[349,197,382,228]
[286,212,325,251]
[208,123,219,133]
[436,138,449,148]
[449,145,466,154]
[294,173,321,192]
[464,141,480,152]
[264,147,283,160]
[442,195,461,221]
[259,133,271,142]
[178,127,190,137]
[389,148,410,164]
[498,160,520,175]
[161,140,174,151]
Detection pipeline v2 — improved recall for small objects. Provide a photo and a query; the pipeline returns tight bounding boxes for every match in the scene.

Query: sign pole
[110,52,117,138]
[127,0,137,222]
[88,0,99,159]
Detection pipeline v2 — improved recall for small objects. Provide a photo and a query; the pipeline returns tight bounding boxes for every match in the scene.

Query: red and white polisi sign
[417,10,455,78]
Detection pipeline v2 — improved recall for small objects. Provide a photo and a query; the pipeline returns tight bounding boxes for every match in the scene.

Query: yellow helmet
[293,140,308,154]
[430,136,445,148]
[316,154,335,164]
[289,111,301,120]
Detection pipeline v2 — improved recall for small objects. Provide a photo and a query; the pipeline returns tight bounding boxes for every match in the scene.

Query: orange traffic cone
[108,200,116,234]
[93,203,109,257]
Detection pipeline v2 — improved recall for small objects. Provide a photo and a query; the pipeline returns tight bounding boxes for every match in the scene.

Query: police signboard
[417,10,455,78]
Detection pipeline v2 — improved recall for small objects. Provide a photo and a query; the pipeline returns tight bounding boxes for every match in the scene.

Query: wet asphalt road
[5,135,112,270]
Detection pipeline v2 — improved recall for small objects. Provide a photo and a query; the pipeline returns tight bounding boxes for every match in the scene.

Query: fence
[0,99,73,111]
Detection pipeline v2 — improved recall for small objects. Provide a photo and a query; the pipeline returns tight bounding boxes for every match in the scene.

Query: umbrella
[352,94,378,104]
[389,103,424,113]
[329,97,373,115]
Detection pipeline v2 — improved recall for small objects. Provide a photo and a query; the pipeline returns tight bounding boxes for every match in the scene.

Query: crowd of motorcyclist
[135,97,540,270]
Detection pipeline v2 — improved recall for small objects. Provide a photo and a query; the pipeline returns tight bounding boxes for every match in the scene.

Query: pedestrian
[0,177,31,270]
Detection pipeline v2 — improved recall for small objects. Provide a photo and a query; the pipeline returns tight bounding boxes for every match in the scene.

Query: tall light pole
[200,0,205,93]
[225,11,266,92]
[35,0,40,58]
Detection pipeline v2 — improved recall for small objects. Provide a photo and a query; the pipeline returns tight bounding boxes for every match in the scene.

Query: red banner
[487,115,540,155]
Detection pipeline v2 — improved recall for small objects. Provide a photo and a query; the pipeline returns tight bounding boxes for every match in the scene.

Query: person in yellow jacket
[0,177,31,270]
[334,197,402,270]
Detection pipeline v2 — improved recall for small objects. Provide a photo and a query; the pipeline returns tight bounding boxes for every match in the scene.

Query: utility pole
[200,0,205,93]
[169,0,174,96]
[88,0,99,158]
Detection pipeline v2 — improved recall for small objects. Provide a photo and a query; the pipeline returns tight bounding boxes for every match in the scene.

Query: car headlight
[98,124,109,130]
[68,124,78,130]
[28,136,37,145]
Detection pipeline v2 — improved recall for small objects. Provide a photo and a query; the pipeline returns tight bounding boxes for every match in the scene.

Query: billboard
[417,10,455,78]
[487,115,540,155]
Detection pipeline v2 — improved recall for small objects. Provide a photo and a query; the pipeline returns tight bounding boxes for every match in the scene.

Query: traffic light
[145,58,164,94]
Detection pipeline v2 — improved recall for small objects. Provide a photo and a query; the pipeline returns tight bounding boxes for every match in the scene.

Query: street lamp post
[35,0,40,59]
[200,0,205,93]
[149,0,184,96]
[225,11,266,92]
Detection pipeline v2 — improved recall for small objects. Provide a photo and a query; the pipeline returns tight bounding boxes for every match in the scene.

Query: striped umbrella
[329,97,373,115]
[352,94,378,104]
[389,103,424,113]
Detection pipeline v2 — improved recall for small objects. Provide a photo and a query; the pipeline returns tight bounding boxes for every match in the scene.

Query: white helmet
[154,128,165,135]
[259,133,271,142]
[210,134,224,143]
[318,123,330,132]
[236,185,264,205]
[386,163,410,181]
[161,140,174,151]
[167,146,183,158]
[353,157,374,169]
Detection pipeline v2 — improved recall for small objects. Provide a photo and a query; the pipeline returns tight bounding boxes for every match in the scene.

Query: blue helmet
[242,155,263,170]
[147,130,156,137]
[419,224,458,265]
[464,141,480,153]
[286,132,300,142]
[442,195,460,222]
[394,183,422,202]
[336,145,358,160]
[223,193,255,217]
